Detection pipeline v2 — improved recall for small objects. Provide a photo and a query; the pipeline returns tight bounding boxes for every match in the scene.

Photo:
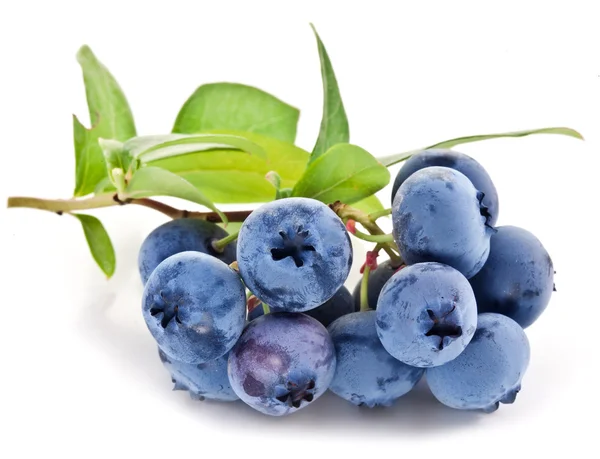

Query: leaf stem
[368,208,392,220]
[352,229,394,243]
[360,265,371,312]
[212,231,240,253]
[330,201,402,266]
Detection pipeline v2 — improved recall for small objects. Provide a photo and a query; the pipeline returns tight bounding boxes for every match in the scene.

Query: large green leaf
[73,46,137,196]
[293,144,390,204]
[380,127,584,167]
[72,213,116,278]
[310,24,349,162]
[124,167,226,222]
[124,133,267,163]
[149,131,310,204]
[173,83,299,143]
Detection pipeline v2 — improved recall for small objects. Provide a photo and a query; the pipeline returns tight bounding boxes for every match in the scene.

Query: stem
[212,231,239,252]
[7,194,120,213]
[368,208,392,220]
[360,265,371,312]
[352,229,394,243]
[7,194,252,223]
[331,201,402,266]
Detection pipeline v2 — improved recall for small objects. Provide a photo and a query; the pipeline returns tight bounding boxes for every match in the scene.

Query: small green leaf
[310,24,349,162]
[73,115,107,197]
[265,171,283,199]
[98,139,131,192]
[149,131,309,204]
[351,194,385,215]
[173,83,299,143]
[93,177,116,194]
[74,45,136,196]
[293,144,390,205]
[124,167,227,223]
[76,45,136,141]
[72,213,116,278]
[380,126,584,167]
[124,133,267,163]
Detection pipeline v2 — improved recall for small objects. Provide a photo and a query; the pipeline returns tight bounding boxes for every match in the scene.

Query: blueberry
[427,313,530,412]
[158,348,238,402]
[305,286,354,327]
[249,286,354,327]
[227,312,336,416]
[376,262,477,368]
[138,219,236,284]
[392,166,494,278]
[142,252,246,364]
[391,149,499,225]
[328,311,424,407]
[352,260,400,311]
[469,226,554,328]
[237,197,352,312]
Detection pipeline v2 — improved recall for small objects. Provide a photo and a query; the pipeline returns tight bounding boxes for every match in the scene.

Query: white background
[1,1,599,458]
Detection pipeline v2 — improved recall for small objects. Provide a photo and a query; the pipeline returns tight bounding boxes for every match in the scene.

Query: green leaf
[380,126,584,167]
[73,115,107,197]
[351,194,385,215]
[124,133,267,163]
[265,171,282,199]
[93,177,116,194]
[98,139,130,192]
[72,213,116,278]
[73,45,137,197]
[292,144,390,205]
[310,24,349,162]
[76,45,136,141]
[173,83,299,143]
[124,167,227,223]
[149,131,310,204]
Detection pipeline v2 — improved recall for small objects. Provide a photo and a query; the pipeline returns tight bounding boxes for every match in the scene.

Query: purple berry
[227,312,336,416]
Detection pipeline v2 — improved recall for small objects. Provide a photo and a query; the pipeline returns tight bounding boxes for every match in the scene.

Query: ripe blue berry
[392,166,494,279]
[228,312,336,416]
[142,252,245,364]
[391,149,499,225]
[469,226,554,328]
[376,262,477,367]
[138,219,236,284]
[352,259,399,311]
[328,311,424,407]
[249,286,354,327]
[158,348,238,402]
[427,313,530,413]
[237,197,352,312]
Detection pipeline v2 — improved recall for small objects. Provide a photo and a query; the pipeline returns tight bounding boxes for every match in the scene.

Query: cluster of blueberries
[139,149,554,416]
